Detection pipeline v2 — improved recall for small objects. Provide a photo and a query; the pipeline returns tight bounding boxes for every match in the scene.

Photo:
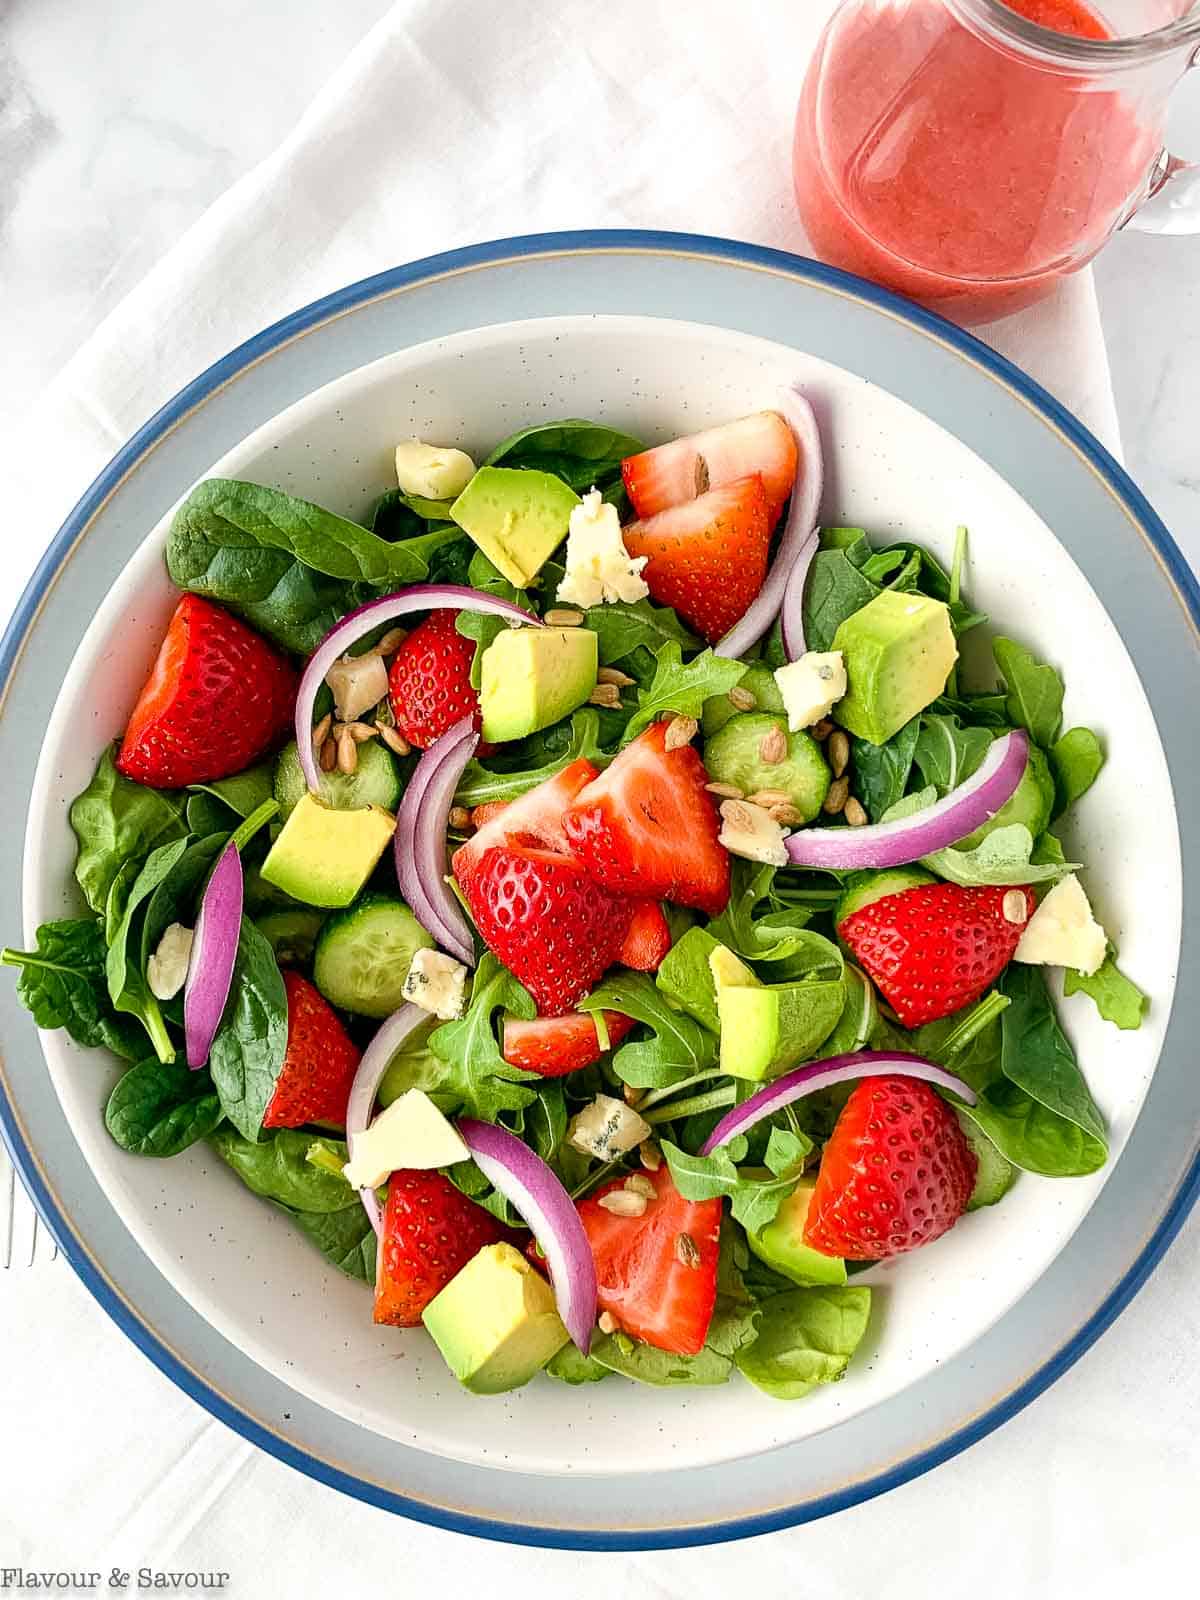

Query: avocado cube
[831,591,957,746]
[422,1242,569,1395]
[708,944,843,1081]
[479,627,598,743]
[260,793,395,909]
[746,1178,848,1287]
[450,466,580,588]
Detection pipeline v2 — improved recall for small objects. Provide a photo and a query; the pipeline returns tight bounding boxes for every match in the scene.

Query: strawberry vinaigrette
[793,0,1162,323]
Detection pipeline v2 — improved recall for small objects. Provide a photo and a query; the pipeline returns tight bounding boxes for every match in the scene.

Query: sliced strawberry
[116,595,296,789]
[621,411,798,521]
[838,882,1035,1027]
[461,844,634,1016]
[563,724,729,916]
[452,758,599,893]
[578,1167,722,1355]
[622,474,772,644]
[804,1076,977,1259]
[374,1169,514,1326]
[387,608,479,749]
[262,972,361,1130]
[502,1010,636,1076]
[618,899,672,972]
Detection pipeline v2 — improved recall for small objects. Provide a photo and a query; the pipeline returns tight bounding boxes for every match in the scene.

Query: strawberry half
[262,972,361,1130]
[461,844,634,1016]
[804,1076,977,1259]
[622,474,772,644]
[838,882,1034,1027]
[387,608,479,749]
[578,1167,722,1355]
[502,1010,636,1077]
[116,595,296,789]
[374,1169,514,1326]
[621,410,798,522]
[563,724,730,917]
[618,899,672,972]
[452,758,599,894]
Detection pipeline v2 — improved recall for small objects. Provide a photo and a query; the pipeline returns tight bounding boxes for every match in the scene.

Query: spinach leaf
[802,549,880,653]
[734,1286,872,1400]
[583,598,700,665]
[207,916,288,1142]
[141,833,227,965]
[961,1080,1108,1177]
[69,747,188,915]
[428,954,539,1120]
[454,711,606,805]
[913,713,993,796]
[1050,727,1104,819]
[874,539,987,636]
[930,690,1011,728]
[1,918,144,1060]
[483,420,643,492]
[580,972,716,1089]
[851,718,919,820]
[188,763,274,821]
[286,1203,377,1284]
[467,547,525,605]
[997,964,1108,1150]
[655,926,722,1034]
[545,1344,612,1384]
[922,824,1078,887]
[993,637,1064,748]
[1063,944,1148,1031]
[510,1082,568,1166]
[105,1056,223,1156]
[210,1125,354,1210]
[1032,830,1068,868]
[880,786,938,823]
[105,837,191,1063]
[622,643,747,743]
[371,488,460,543]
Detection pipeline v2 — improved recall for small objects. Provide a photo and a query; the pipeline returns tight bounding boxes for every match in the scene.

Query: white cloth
[5,1,1180,1592]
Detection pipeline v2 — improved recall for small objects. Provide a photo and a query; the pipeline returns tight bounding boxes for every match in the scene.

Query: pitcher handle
[1126,152,1200,235]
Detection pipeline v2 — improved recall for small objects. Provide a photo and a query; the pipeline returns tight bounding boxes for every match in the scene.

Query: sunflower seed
[768,803,804,826]
[597,1190,648,1217]
[311,713,333,748]
[448,806,473,831]
[705,781,745,799]
[624,1174,657,1198]
[622,1082,643,1107]
[375,722,411,757]
[319,739,338,773]
[597,665,636,687]
[336,728,358,774]
[598,1311,619,1334]
[758,726,788,765]
[347,721,377,742]
[589,683,623,709]
[639,1140,662,1172]
[374,627,408,655]
[843,796,868,827]
[828,729,851,778]
[728,686,757,712]
[675,1232,701,1268]
[544,609,584,627]
[1002,889,1029,924]
[823,777,850,815]
[811,718,835,740]
[664,714,698,751]
[747,788,793,808]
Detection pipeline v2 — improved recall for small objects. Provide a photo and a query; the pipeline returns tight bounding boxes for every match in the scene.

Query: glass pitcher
[793,0,1200,324]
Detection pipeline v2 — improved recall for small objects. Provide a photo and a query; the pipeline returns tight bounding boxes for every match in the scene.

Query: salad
[3,392,1149,1401]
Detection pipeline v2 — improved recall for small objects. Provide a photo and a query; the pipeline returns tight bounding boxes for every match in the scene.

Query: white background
[2,0,1200,1592]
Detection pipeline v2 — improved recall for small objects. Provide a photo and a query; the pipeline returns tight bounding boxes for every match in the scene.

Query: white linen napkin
[1,0,1145,1592]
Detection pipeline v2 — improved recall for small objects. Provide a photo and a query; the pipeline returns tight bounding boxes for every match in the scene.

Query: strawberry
[621,410,798,522]
[116,595,296,789]
[461,845,634,1016]
[502,1010,636,1076]
[618,899,672,971]
[387,608,479,749]
[469,800,510,831]
[563,724,730,916]
[838,882,1035,1027]
[622,475,773,644]
[804,1076,977,1259]
[452,757,599,893]
[262,972,361,1130]
[578,1167,721,1355]
[374,1170,513,1326]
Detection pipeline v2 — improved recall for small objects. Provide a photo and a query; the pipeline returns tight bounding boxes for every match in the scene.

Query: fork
[0,1140,57,1268]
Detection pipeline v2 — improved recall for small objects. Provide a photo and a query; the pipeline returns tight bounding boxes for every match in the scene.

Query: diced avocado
[832,591,957,746]
[422,1241,569,1394]
[449,466,580,588]
[274,738,403,821]
[958,1113,1017,1211]
[259,793,396,909]
[700,663,785,737]
[954,743,1054,851]
[708,945,844,1081]
[479,626,598,743]
[746,1178,848,1286]
[703,713,831,823]
[834,867,935,929]
[656,926,723,1034]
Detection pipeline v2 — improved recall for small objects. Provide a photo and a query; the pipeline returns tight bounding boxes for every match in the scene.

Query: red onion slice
[395,717,479,965]
[779,524,821,662]
[183,841,243,1069]
[715,387,824,661]
[295,585,539,792]
[785,730,1028,870]
[458,1117,598,1354]
[345,1002,429,1236]
[700,1050,977,1155]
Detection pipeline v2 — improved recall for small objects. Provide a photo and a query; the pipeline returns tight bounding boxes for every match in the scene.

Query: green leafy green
[802,547,881,653]
[188,764,274,821]
[580,972,716,1089]
[998,965,1107,1148]
[583,596,700,664]
[655,926,722,1034]
[1063,944,1147,1031]
[207,916,288,1143]
[734,1286,872,1400]
[708,862,841,975]
[210,1126,354,1210]
[141,833,227,968]
[104,1056,223,1156]
[622,643,747,743]
[456,609,516,689]
[545,1344,612,1384]
[851,718,920,821]
[913,713,993,796]
[454,710,605,805]
[104,837,191,1063]
[930,690,1011,728]
[993,637,1064,748]
[922,824,1078,887]
[482,419,642,492]
[1050,727,1104,819]
[1,918,144,1060]
[660,1130,811,1237]
[659,1139,741,1200]
[428,954,539,1119]
[68,747,188,915]
[875,538,986,636]
[819,964,879,1057]
[286,1203,377,1284]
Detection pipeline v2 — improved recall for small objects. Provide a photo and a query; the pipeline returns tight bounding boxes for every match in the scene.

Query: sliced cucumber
[703,712,831,822]
[834,867,935,928]
[958,1113,1017,1210]
[700,663,785,738]
[255,909,326,966]
[313,893,434,1018]
[274,738,404,821]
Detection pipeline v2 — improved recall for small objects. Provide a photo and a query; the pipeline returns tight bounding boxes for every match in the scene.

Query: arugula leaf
[210,1125,354,1210]
[510,1082,568,1165]
[583,597,700,665]
[1032,830,1068,868]
[1050,727,1104,819]
[456,610,513,689]
[286,1203,377,1284]
[69,747,188,915]
[208,916,288,1143]
[580,971,716,1089]
[188,763,274,821]
[622,643,747,743]
[660,1139,741,1200]
[930,690,1011,728]
[734,1286,872,1400]
[922,824,1079,887]
[454,710,605,805]
[819,963,879,1057]
[1,918,144,1060]
[545,1344,612,1384]
[913,713,993,796]
[104,1056,223,1156]
[661,1131,812,1237]
[997,964,1108,1149]
[708,861,842,974]
[429,954,539,1119]
[874,539,986,636]
[851,718,920,820]
[879,786,938,823]
[655,926,722,1034]
[1063,944,1148,1031]
[104,837,191,1063]
[802,549,880,653]
[993,637,1064,748]
[482,419,643,492]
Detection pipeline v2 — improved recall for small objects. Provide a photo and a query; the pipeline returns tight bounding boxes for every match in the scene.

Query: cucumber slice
[700,663,785,737]
[703,712,831,822]
[254,909,326,965]
[274,738,404,821]
[958,1113,1017,1210]
[313,893,434,1018]
[834,867,935,928]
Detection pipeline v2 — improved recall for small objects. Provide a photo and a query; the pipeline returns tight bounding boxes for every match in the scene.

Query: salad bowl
[1,232,1197,1547]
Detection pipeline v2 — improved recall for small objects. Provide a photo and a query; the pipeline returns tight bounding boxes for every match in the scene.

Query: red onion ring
[395,717,479,965]
[779,524,821,662]
[344,1003,429,1236]
[183,841,243,1070]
